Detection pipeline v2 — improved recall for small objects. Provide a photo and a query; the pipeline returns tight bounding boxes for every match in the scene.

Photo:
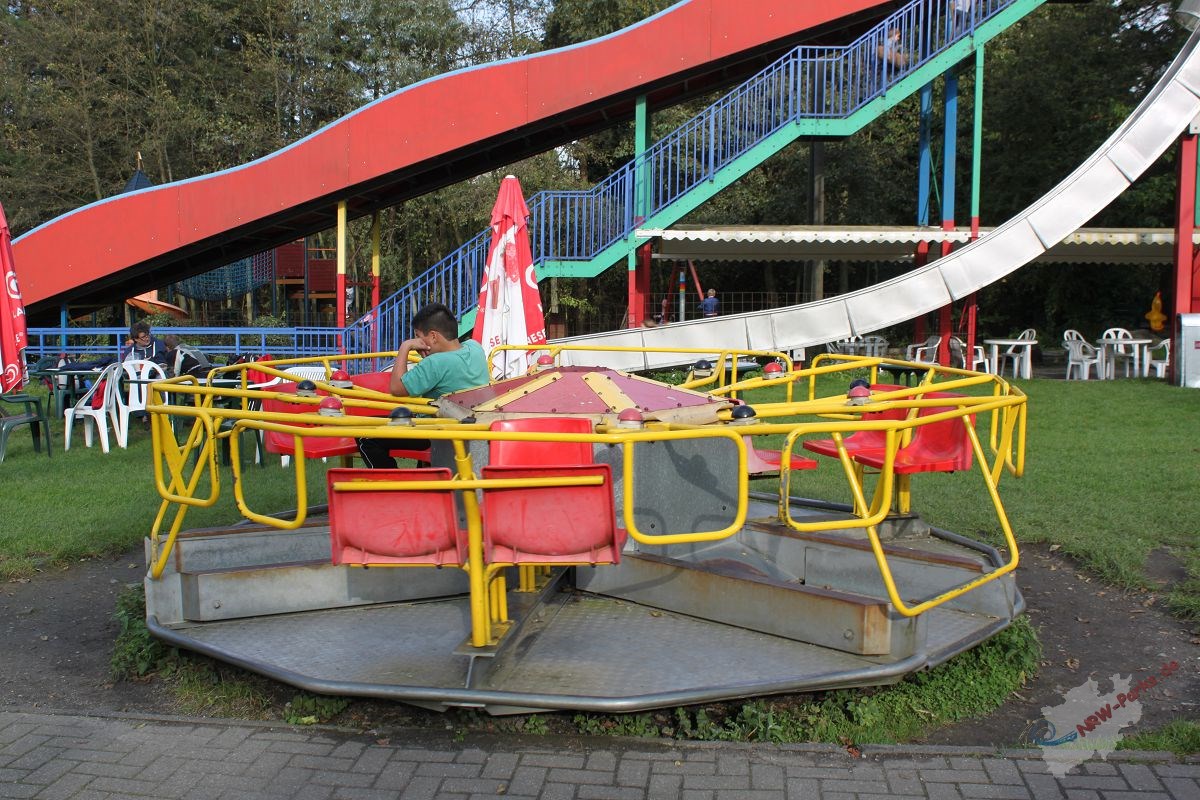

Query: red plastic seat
[489,417,593,466]
[742,436,818,476]
[261,395,359,459]
[803,407,909,460]
[481,464,626,565]
[802,389,953,461]
[852,395,974,474]
[388,445,432,462]
[327,467,466,566]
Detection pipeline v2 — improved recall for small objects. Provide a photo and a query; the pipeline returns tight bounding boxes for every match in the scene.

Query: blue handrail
[26,326,342,362]
[346,0,1004,357]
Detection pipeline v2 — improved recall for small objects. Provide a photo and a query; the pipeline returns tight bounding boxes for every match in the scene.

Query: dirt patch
[923,544,1200,747]
[0,549,174,714]
[1,544,1196,745]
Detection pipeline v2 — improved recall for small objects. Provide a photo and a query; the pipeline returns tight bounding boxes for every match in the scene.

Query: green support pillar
[628,95,650,327]
[971,47,984,238]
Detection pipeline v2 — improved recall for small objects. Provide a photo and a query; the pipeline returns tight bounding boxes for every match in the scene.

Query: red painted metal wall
[15,0,885,314]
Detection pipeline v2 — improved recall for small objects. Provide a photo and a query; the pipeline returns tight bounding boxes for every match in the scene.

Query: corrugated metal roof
[634,226,1195,264]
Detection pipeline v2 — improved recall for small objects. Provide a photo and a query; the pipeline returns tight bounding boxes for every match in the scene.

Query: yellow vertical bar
[337,200,348,328]
[370,212,381,306]
[897,474,911,514]
[453,441,492,646]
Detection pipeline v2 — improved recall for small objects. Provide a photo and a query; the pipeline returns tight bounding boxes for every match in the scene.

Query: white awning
[634,225,1193,264]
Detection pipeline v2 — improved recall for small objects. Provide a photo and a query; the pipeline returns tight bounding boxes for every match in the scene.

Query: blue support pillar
[941,71,959,248]
[938,71,959,364]
[914,83,934,340]
[918,84,933,229]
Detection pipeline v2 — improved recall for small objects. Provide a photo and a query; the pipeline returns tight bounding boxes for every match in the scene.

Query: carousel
[142,344,1026,714]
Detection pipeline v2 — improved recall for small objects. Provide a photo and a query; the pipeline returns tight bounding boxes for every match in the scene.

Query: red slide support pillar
[1173,129,1200,382]
[1175,130,1200,318]
[627,244,652,328]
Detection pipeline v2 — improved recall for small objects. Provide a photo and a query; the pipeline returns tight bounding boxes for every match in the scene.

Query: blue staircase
[343,0,1044,357]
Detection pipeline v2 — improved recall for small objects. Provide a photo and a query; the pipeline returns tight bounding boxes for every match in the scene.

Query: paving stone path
[1,711,1197,799]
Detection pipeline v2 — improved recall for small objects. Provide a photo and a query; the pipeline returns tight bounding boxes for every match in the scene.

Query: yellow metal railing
[490,343,795,398]
[143,348,1027,629]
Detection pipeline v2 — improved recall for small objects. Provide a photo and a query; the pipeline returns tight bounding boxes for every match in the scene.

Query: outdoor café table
[982,338,1037,380]
[1095,336,1153,379]
[35,366,102,414]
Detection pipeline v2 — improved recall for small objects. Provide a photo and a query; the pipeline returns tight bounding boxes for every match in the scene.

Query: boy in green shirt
[358,303,490,468]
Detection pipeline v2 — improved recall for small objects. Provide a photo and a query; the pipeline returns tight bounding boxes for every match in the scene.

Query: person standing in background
[700,288,720,317]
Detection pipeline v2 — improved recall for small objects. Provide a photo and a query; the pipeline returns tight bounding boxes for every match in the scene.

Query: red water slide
[15,0,887,323]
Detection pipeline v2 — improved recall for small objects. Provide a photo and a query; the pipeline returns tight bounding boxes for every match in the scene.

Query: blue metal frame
[26,327,342,362]
[345,0,1038,356]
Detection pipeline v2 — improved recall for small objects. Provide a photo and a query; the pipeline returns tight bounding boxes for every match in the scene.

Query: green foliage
[1117,719,1200,755]
[569,617,1040,743]
[283,693,350,726]
[169,660,274,719]
[519,715,550,735]
[573,712,660,738]
[110,585,173,679]
[143,312,190,329]
[249,314,295,349]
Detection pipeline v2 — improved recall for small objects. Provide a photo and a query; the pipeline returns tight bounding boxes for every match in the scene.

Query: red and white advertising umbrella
[472,175,547,379]
[0,201,28,393]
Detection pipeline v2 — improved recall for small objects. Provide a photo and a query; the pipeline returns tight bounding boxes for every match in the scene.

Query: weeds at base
[110,586,346,724]
[1117,719,1200,756]
[564,616,1041,745]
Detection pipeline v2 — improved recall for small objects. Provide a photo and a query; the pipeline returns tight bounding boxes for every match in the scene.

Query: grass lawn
[2,376,1196,615]
[5,375,1195,744]
[0,385,334,577]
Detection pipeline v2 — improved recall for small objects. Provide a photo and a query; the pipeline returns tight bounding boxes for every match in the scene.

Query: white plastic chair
[63,363,121,453]
[906,335,941,364]
[1145,339,1170,378]
[862,335,889,357]
[998,328,1036,378]
[1064,338,1101,380]
[1100,327,1135,378]
[949,337,989,372]
[114,360,167,448]
[1063,329,1085,343]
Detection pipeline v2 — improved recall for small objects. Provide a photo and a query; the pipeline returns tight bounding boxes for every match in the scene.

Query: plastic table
[983,339,1037,379]
[1095,337,1152,379]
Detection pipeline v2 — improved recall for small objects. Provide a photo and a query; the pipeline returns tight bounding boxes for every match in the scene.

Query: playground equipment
[142,346,1027,713]
[16,0,1200,379]
[16,0,890,320]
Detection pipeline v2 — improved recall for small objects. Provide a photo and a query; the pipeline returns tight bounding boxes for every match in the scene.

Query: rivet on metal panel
[843,629,854,640]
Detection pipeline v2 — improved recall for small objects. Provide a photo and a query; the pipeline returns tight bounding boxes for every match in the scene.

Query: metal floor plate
[177,600,474,687]
[480,595,872,697]
[161,589,1011,712]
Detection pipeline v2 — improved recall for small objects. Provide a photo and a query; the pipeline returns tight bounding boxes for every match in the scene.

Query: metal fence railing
[26,326,343,363]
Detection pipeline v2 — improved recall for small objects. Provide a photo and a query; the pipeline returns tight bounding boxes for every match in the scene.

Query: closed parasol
[0,201,28,393]
[471,175,547,379]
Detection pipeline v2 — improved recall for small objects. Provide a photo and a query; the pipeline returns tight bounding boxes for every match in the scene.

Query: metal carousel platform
[143,350,1028,714]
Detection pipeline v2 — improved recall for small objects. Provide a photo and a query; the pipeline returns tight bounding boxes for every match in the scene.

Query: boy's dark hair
[131,321,151,337]
[163,334,181,349]
[412,303,459,339]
